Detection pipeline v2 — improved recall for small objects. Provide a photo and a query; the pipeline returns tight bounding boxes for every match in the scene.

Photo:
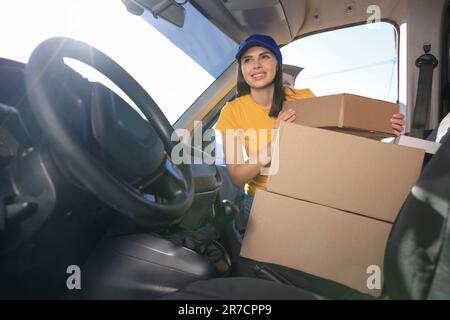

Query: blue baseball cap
[236,34,283,64]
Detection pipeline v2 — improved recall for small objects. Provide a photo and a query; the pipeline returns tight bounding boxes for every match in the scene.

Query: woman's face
[240,46,278,90]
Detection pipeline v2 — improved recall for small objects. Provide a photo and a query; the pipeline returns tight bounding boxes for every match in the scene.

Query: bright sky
[0,0,215,124]
[282,22,398,103]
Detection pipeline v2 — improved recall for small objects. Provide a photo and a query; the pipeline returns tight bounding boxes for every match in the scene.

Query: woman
[215,34,405,221]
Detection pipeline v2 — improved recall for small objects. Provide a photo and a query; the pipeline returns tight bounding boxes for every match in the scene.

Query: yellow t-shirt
[215,87,315,195]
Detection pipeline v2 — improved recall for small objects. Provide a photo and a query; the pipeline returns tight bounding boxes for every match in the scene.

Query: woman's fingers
[390,118,405,125]
[391,123,404,130]
[286,113,296,123]
[391,124,404,136]
[274,110,296,129]
[280,109,295,116]
[279,115,296,124]
[279,109,296,121]
[391,113,405,120]
[390,113,405,136]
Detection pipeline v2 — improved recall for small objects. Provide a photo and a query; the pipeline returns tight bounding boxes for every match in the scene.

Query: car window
[281,22,398,103]
[0,0,237,124]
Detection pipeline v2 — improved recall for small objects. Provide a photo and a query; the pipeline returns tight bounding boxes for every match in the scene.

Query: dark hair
[236,62,285,118]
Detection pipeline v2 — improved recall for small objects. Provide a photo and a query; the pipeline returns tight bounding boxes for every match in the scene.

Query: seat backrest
[384,135,450,299]
[282,64,303,88]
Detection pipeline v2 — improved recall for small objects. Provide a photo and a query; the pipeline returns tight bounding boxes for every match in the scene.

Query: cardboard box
[241,189,392,297]
[267,123,424,222]
[283,94,400,139]
[394,135,441,154]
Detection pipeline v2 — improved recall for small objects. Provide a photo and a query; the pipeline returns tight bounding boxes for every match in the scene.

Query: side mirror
[122,0,186,28]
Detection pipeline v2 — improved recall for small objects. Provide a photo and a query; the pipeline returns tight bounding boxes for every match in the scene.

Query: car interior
[0,0,449,300]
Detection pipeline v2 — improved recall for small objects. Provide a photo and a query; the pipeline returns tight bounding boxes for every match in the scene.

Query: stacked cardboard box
[283,93,399,140]
[241,95,425,297]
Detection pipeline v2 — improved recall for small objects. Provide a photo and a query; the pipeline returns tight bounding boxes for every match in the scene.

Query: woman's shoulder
[284,87,315,100]
[222,95,250,113]
[216,95,251,132]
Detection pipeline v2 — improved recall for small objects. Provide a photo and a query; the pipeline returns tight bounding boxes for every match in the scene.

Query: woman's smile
[251,72,267,80]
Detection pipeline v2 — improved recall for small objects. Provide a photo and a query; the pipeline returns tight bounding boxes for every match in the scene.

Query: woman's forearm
[222,132,273,188]
[226,143,272,187]
[227,162,265,187]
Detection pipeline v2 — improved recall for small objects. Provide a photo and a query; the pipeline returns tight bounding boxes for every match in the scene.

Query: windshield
[0,0,237,124]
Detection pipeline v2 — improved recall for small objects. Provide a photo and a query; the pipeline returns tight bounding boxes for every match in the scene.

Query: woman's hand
[274,109,296,129]
[390,113,405,137]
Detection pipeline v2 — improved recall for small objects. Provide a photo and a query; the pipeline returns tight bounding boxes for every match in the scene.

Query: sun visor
[190,0,306,45]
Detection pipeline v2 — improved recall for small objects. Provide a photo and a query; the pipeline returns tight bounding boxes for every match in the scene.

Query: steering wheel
[25,37,194,229]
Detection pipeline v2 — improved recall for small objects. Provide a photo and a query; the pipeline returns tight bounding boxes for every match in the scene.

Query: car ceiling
[190,0,405,45]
